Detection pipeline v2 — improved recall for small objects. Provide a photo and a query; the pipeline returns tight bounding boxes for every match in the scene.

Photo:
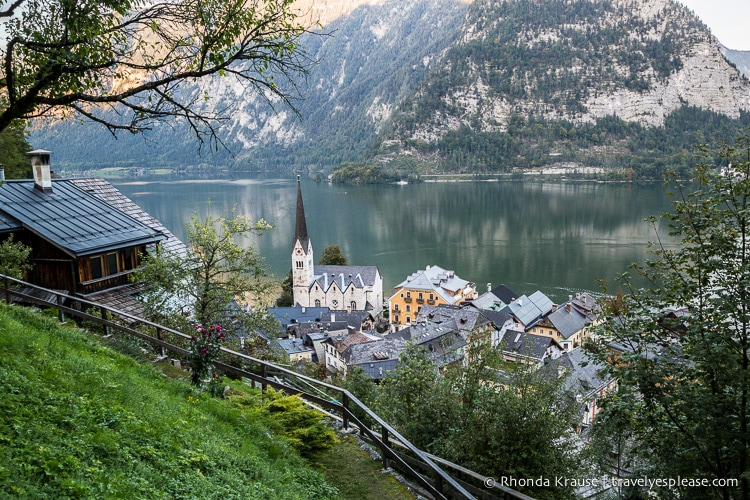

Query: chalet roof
[269,305,330,327]
[471,291,506,311]
[504,291,554,327]
[345,335,409,379]
[0,179,165,257]
[69,178,187,257]
[416,304,491,335]
[499,330,558,361]
[401,320,467,367]
[392,265,472,304]
[491,283,520,304]
[544,347,610,398]
[546,304,590,340]
[274,337,314,357]
[321,309,373,328]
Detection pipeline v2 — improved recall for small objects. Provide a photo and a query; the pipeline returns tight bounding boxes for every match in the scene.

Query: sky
[678,0,750,50]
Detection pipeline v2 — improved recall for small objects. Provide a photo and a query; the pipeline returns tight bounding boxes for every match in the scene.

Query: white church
[291,178,384,315]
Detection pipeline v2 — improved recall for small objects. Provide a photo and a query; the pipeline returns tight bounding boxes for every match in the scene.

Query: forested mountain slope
[30,0,750,179]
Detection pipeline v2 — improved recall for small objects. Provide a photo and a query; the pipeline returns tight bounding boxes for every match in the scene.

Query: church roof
[312,265,381,291]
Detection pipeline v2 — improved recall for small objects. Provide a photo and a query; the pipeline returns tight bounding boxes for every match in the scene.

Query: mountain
[30,0,750,179]
[722,46,750,78]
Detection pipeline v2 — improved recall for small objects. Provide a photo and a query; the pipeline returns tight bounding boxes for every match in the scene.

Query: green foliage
[251,389,337,458]
[276,269,294,307]
[0,302,336,499]
[0,124,31,179]
[330,163,403,184]
[188,324,226,395]
[592,132,750,498]
[0,234,32,279]
[134,206,279,339]
[0,0,310,142]
[319,244,348,266]
[375,338,582,499]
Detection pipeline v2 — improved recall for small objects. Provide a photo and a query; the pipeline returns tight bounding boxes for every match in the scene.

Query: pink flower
[215,325,222,333]
[201,348,208,355]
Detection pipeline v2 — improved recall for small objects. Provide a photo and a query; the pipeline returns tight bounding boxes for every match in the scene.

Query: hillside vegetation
[0,302,340,499]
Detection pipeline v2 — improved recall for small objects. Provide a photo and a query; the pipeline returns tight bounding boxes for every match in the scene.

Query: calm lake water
[110,175,678,303]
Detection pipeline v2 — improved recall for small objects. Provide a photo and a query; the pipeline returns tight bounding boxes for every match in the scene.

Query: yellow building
[388,265,476,327]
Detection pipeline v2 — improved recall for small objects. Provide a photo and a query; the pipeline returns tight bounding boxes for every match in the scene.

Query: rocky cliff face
[30,0,750,175]
[390,0,750,148]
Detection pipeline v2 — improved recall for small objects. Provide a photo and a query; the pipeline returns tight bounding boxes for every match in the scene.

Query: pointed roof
[293,175,310,252]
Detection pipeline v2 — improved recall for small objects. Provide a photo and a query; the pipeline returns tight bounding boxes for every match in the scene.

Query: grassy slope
[0,302,337,499]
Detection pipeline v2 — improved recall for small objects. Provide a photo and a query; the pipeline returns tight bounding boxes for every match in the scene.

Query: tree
[593,132,750,499]
[319,244,347,265]
[0,234,32,279]
[0,0,313,147]
[134,207,277,339]
[0,125,31,179]
[275,269,294,306]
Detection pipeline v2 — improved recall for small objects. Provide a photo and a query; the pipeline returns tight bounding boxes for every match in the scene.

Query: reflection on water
[111,175,679,303]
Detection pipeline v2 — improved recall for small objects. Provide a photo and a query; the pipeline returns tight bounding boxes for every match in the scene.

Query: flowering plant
[189,323,225,394]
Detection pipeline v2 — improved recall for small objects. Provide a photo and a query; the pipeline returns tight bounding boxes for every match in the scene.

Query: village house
[271,337,315,364]
[0,151,185,314]
[291,177,383,314]
[544,347,617,429]
[344,333,409,381]
[322,330,382,375]
[496,329,563,367]
[502,290,555,331]
[388,265,477,328]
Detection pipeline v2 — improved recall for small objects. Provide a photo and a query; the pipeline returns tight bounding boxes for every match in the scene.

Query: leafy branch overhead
[0,0,316,148]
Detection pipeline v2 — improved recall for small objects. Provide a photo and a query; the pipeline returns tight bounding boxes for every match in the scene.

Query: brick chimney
[27,149,53,193]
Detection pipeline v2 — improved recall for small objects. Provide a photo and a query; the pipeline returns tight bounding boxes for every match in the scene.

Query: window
[315,300,321,307]
[90,256,103,279]
[350,301,356,310]
[123,248,135,270]
[406,291,411,298]
[106,253,119,275]
[406,305,411,312]
[394,304,399,311]
[418,292,423,300]
[406,316,411,324]
[296,260,303,268]
[429,293,434,300]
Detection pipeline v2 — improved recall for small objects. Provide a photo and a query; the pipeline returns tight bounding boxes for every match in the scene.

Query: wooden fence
[1,275,534,500]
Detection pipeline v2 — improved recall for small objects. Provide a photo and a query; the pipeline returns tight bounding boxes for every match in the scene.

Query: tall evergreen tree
[592,132,750,499]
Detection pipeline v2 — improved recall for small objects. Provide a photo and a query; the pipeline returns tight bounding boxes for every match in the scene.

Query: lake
[110,175,678,303]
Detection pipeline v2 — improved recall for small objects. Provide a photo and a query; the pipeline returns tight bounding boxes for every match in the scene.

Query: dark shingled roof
[312,265,381,290]
[0,179,165,257]
[498,330,558,362]
[546,304,590,340]
[491,283,520,304]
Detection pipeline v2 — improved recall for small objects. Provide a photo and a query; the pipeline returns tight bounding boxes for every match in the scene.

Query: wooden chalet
[0,150,167,296]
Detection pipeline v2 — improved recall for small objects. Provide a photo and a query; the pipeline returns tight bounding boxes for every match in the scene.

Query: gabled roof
[498,330,559,361]
[491,283,520,304]
[504,291,554,327]
[416,304,491,335]
[544,347,610,398]
[471,291,506,311]
[546,304,590,340]
[344,335,408,379]
[0,179,165,257]
[269,305,330,327]
[392,265,473,304]
[70,178,187,257]
[312,265,380,291]
[321,310,373,328]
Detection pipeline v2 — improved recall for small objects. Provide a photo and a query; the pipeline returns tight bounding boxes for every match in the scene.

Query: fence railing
[1,275,534,500]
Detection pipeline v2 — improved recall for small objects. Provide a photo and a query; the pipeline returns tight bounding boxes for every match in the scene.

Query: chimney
[0,164,4,182]
[27,149,53,193]
[331,313,336,322]
[566,303,572,313]
[487,282,492,293]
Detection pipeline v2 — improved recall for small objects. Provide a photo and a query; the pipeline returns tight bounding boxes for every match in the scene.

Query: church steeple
[291,175,314,306]
[293,175,309,253]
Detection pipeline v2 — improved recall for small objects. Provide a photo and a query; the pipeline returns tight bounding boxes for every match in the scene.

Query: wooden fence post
[261,363,268,392]
[342,392,350,430]
[56,294,65,323]
[99,306,110,336]
[156,327,165,357]
[3,276,9,304]
[381,425,390,469]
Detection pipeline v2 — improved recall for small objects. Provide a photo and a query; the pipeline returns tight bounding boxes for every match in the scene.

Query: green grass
[311,433,416,500]
[0,302,338,499]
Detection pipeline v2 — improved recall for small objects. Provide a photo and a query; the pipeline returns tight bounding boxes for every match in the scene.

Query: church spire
[293,175,309,252]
